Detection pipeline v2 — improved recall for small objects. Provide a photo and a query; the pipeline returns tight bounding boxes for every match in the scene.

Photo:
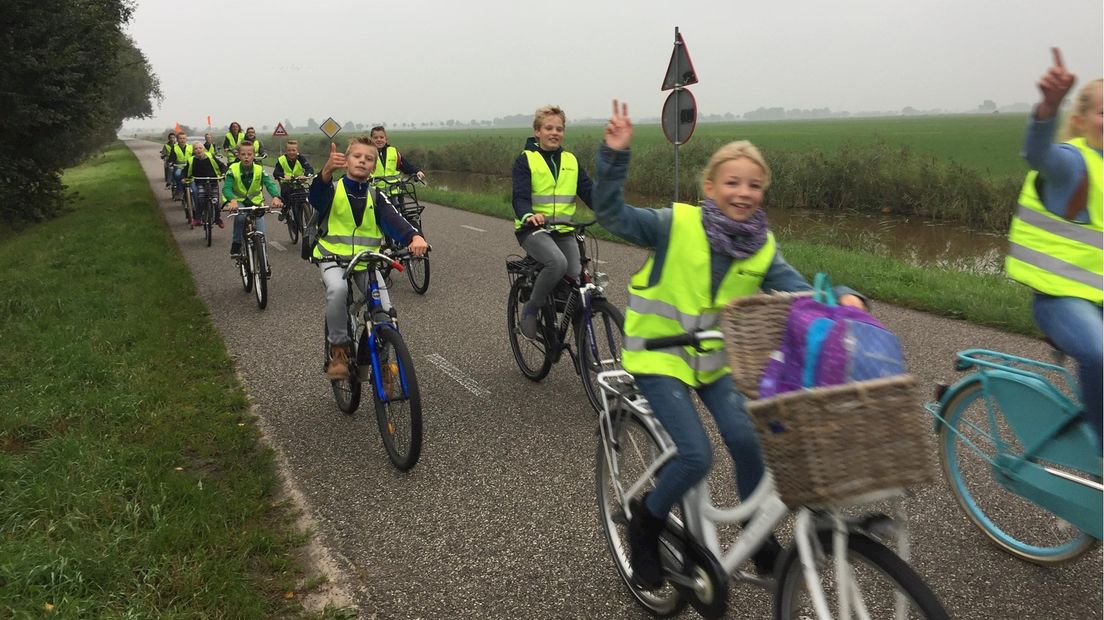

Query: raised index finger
[1051,47,1065,69]
[611,98,620,119]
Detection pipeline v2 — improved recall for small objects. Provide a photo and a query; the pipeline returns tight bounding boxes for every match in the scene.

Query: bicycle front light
[593,271,610,292]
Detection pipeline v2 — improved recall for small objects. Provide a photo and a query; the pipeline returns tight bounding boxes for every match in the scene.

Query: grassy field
[0,144,348,617]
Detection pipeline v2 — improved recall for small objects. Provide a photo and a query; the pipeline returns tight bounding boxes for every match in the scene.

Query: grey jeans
[320,262,371,345]
[520,231,580,313]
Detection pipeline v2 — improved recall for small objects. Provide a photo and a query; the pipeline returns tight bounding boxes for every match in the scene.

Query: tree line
[0,0,162,228]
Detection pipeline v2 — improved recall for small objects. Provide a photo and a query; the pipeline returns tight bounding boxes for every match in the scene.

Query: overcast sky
[125,0,1103,130]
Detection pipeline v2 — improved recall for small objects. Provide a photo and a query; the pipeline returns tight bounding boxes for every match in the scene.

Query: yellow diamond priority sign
[319,117,341,140]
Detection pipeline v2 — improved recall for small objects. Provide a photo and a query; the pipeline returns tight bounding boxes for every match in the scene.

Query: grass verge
[0,144,350,617]
[418,186,1036,336]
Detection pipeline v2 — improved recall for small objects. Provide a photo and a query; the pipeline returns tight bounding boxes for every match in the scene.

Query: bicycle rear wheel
[251,238,268,310]
[596,409,687,617]
[326,318,361,414]
[182,189,192,223]
[939,382,1098,564]
[576,298,625,413]
[506,277,553,381]
[774,528,950,619]
[372,327,423,471]
[405,255,430,295]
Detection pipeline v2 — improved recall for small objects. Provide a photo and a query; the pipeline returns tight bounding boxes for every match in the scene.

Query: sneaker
[326,343,350,380]
[752,535,783,576]
[229,242,241,257]
[191,217,201,227]
[627,497,666,590]
[216,218,224,229]
[520,305,540,339]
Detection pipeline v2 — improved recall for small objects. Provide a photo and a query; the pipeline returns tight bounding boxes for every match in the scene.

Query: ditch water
[427,170,1008,275]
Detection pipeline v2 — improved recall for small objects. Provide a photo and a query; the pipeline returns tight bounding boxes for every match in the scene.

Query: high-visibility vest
[312,180,383,269]
[162,143,174,158]
[515,150,579,233]
[171,143,193,163]
[227,162,265,206]
[372,146,400,194]
[185,155,221,180]
[622,202,777,387]
[277,155,305,177]
[1005,137,1103,303]
[225,131,244,162]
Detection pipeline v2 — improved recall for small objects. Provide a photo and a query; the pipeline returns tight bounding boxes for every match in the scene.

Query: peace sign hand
[1037,47,1076,119]
[604,99,633,151]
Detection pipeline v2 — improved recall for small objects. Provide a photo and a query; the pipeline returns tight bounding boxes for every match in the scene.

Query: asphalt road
[128,140,1101,619]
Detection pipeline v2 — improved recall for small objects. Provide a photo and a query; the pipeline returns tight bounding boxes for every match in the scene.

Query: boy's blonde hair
[346,136,377,157]
[533,105,566,130]
[1059,79,1103,141]
[700,141,772,190]
[285,140,298,147]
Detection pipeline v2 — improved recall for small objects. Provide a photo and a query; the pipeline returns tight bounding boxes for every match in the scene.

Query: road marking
[270,241,287,252]
[461,225,486,233]
[425,354,490,397]
[595,259,608,264]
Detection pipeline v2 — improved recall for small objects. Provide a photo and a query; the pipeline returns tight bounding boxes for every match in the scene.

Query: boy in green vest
[223,141,283,257]
[161,132,177,188]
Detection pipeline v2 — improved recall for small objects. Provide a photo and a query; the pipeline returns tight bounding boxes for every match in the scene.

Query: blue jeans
[1032,293,1103,442]
[232,211,267,244]
[636,373,767,518]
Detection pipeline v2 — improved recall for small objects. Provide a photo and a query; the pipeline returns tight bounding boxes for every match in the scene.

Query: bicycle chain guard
[659,525,729,619]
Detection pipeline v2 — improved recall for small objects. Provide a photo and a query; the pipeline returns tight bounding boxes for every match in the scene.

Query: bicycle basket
[721,293,932,508]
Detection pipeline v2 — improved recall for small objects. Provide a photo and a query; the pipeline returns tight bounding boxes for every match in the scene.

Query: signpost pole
[673,27,680,204]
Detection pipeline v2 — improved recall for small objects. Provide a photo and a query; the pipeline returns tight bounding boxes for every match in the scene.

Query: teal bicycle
[926,347,1102,564]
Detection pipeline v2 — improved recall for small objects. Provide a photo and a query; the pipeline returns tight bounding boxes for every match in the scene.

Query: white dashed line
[461,225,486,233]
[269,241,287,252]
[425,354,490,397]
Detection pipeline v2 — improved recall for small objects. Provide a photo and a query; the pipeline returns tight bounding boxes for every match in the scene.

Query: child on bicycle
[161,132,177,188]
[309,138,428,380]
[186,143,228,228]
[511,105,595,339]
[223,141,283,257]
[224,121,245,164]
[274,140,316,223]
[596,100,866,589]
[244,126,266,159]
[169,131,193,190]
[370,125,426,193]
[1006,48,1102,445]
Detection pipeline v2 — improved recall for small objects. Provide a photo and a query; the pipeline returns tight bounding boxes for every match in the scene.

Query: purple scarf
[700,199,769,259]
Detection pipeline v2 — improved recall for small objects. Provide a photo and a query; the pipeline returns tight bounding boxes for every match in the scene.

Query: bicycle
[190,176,223,247]
[925,346,1102,564]
[320,249,423,471]
[171,162,192,224]
[376,174,431,295]
[223,204,272,310]
[596,331,951,620]
[277,174,315,246]
[505,221,624,413]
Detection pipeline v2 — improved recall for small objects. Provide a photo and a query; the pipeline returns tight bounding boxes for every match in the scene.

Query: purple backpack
[758,273,907,398]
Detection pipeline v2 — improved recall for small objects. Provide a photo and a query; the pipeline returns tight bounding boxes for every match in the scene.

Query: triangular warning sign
[661,31,698,91]
[272,122,288,137]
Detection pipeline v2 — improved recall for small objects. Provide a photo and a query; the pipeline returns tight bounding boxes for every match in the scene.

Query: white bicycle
[595,331,950,619]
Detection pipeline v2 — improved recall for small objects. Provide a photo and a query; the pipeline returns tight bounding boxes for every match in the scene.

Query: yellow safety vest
[277,155,305,177]
[622,202,777,387]
[312,180,383,269]
[1006,137,1103,303]
[228,162,265,206]
[515,150,579,233]
[225,131,244,163]
[171,143,193,162]
[372,147,400,194]
[185,155,221,180]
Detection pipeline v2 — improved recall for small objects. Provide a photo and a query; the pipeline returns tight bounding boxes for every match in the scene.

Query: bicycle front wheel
[183,190,192,222]
[286,207,300,244]
[595,410,687,617]
[373,327,423,471]
[506,277,553,381]
[405,255,430,295]
[939,382,1098,564]
[576,298,625,413]
[239,242,252,293]
[775,528,950,620]
[251,239,268,310]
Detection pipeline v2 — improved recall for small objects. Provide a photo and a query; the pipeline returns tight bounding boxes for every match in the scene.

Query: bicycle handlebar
[372,173,425,187]
[643,330,724,351]
[336,250,404,280]
[519,219,599,234]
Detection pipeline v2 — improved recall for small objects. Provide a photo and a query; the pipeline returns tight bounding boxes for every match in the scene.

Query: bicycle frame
[598,369,915,619]
[928,349,1103,537]
[342,255,411,403]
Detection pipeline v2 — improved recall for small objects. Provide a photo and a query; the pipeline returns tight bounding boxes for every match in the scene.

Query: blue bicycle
[927,347,1101,564]
[324,250,423,471]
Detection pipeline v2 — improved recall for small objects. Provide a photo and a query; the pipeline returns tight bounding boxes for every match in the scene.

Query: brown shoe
[381,361,399,397]
[326,343,350,380]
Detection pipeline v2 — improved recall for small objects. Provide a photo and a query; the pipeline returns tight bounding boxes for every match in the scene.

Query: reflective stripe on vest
[515,150,579,232]
[1005,137,1103,303]
[228,162,264,205]
[312,180,382,269]
[373,147,400,193]
[622,202,777,387]
[277,155,305,177]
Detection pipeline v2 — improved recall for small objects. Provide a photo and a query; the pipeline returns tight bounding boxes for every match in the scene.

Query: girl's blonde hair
[700,141,771,190]
[1059,79,1103,141]
[533,105,566,130]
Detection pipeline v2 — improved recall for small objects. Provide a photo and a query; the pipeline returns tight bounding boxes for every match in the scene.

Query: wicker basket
[721,293,933,508]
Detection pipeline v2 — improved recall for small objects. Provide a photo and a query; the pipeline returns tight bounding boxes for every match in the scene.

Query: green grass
[418,185,1036,336]
[0,144,350,618]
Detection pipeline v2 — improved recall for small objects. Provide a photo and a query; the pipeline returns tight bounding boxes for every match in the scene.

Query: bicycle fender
[928,374,982,433]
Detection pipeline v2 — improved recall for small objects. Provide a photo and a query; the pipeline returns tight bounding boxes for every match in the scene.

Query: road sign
[272,122,288,137]
[660,30,698,91]
[319,117,341,140]
[661,89,697,145]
